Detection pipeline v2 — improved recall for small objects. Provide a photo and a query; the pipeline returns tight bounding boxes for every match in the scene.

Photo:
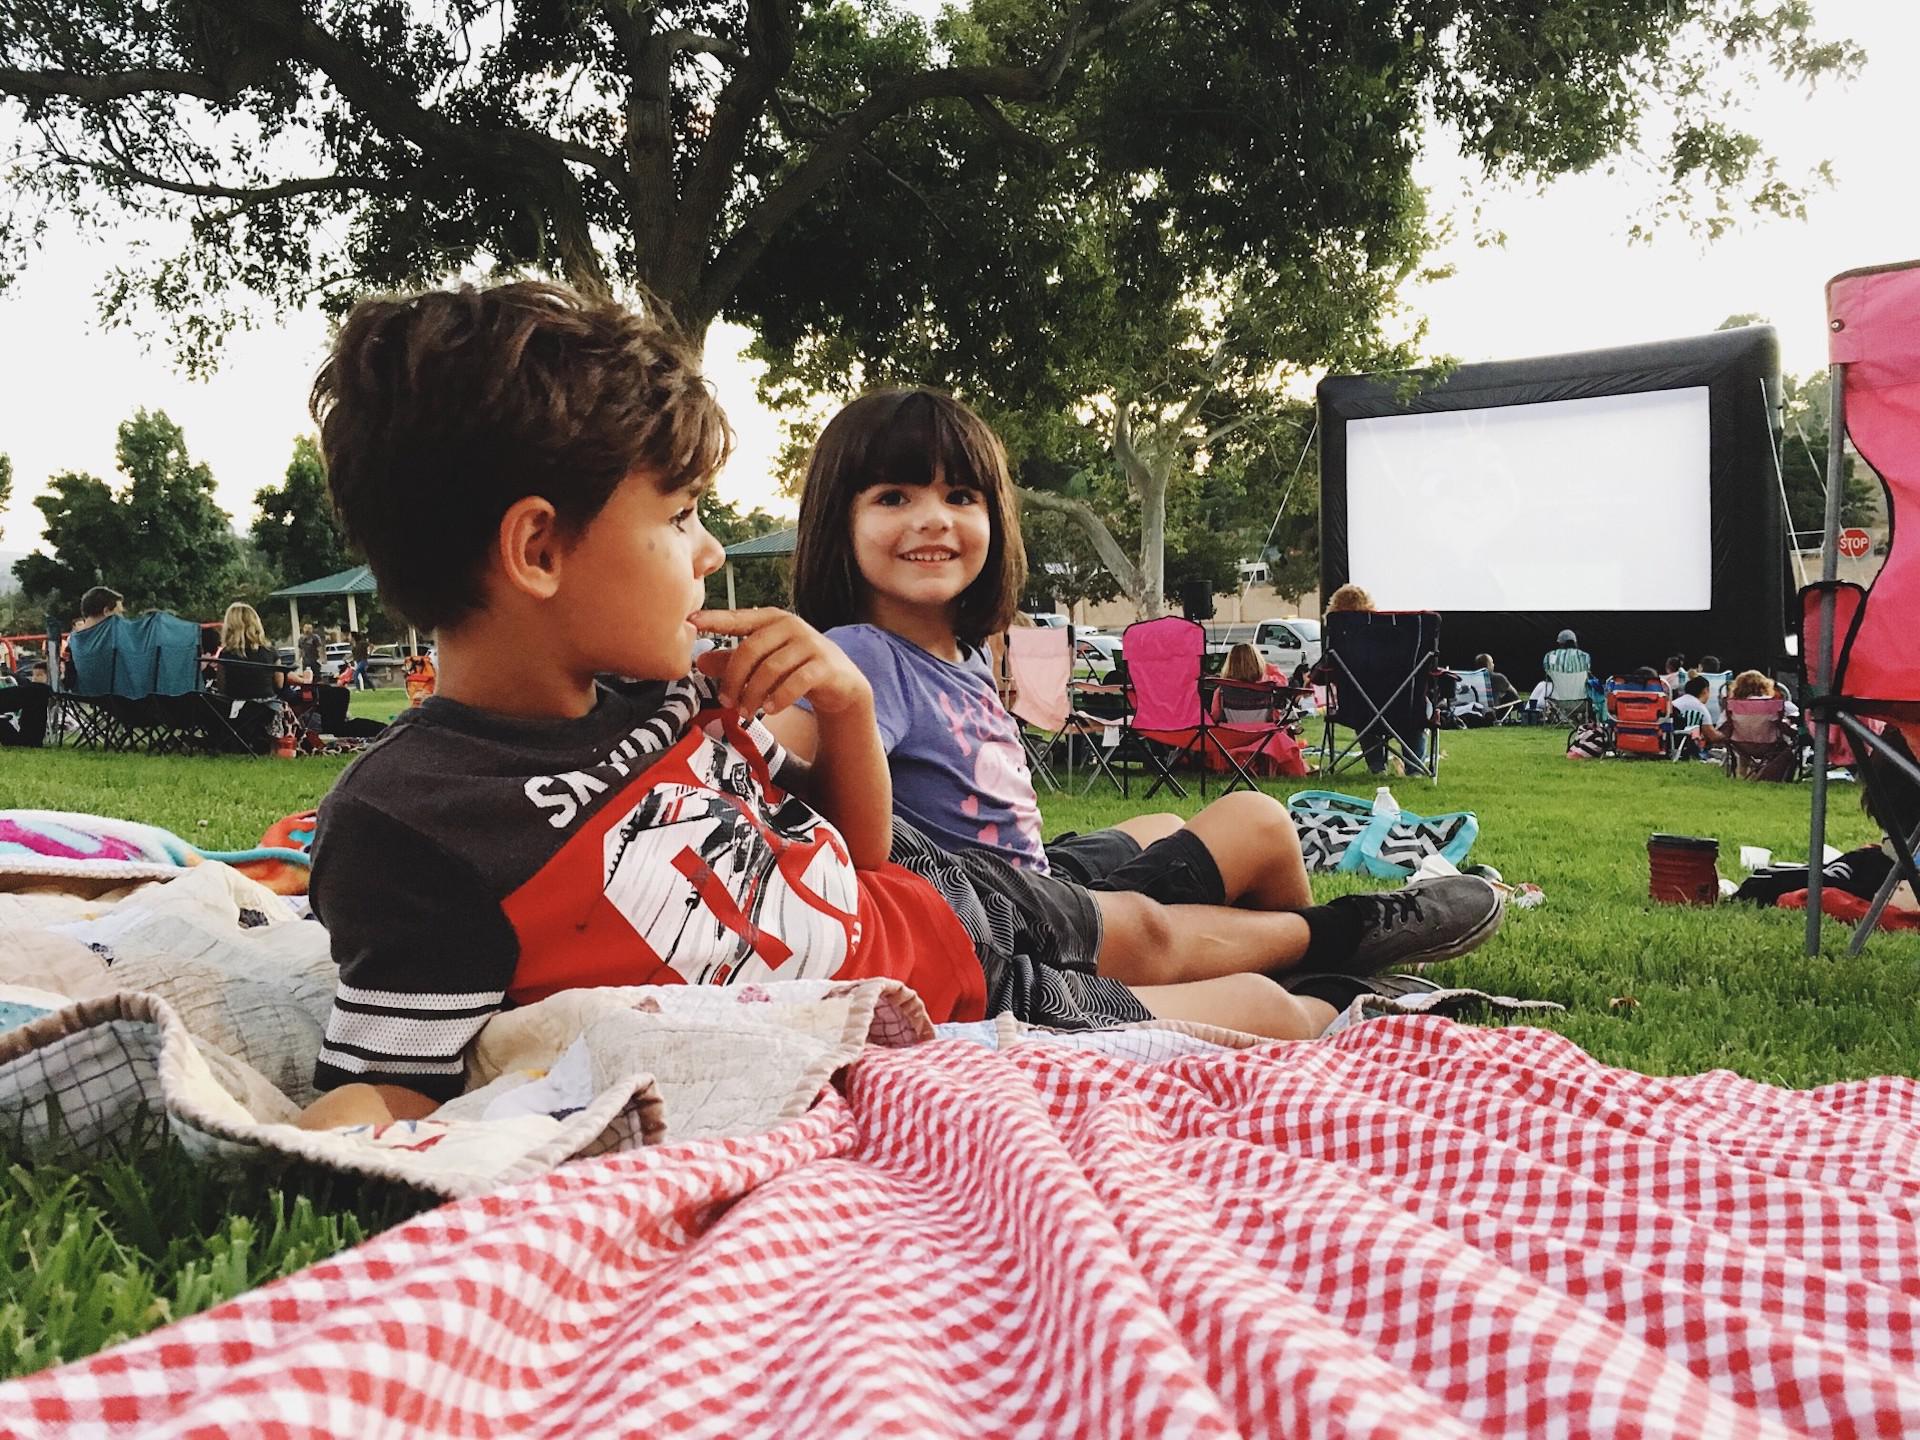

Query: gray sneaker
[1341,875,1506,973]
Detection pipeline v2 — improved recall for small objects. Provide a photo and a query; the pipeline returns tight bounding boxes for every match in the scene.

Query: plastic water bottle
[1372,785,1399,819]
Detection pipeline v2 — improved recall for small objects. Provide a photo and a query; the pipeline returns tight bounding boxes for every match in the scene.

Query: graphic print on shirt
[502,711,863,1003]
[935,687,1045,861]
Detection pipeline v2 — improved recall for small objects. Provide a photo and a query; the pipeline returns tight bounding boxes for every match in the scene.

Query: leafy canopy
[0,1,1859,375]
[734,0,1857,613]
[11,409,244,619]
[250,436,354,585]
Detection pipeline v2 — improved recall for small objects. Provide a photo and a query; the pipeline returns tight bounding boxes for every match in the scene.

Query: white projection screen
[1317,327,1785,679]
[1345,388,1712,612]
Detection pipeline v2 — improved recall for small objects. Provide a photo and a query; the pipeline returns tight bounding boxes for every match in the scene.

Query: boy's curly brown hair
[310,281,731,631]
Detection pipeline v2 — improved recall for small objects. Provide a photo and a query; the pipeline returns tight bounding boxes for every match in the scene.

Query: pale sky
[1,0,1912,553]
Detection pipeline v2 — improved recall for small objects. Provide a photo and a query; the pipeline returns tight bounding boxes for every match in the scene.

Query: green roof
[269,564,379,599]
[723,527,797,559]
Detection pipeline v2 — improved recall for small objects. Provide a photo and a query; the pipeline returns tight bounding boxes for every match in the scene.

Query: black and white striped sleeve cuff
[313,982,506,1101]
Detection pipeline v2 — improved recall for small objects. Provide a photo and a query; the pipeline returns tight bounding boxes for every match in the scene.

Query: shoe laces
[1366,889,1427,931]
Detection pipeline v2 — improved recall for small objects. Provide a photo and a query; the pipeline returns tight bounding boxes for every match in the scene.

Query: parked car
[1251,617,1322,675]
[1026,612,1071,628]
[321,640,405,686]
[1200,619,1321,677]
[1071,633,1125,684]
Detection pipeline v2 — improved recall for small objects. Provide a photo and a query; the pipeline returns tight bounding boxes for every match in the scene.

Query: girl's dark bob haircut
[790,388,1026,646]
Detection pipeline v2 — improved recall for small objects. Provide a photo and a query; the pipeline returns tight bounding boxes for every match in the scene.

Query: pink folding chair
[1119,616,1268,798]
[1004,627,1124,794]
[1720,696,1800,782]
[1803,258,1920,953]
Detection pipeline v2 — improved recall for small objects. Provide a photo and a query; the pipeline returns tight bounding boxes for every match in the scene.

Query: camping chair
[1542,649,1593,725]
[1444,667,1524,728]
[1720,697,1802,783]
[1003,627,1124,796]
[1694,670,1734,727]
[1118,616,1265,799]
[1601,678,1672,759]
[1803,258,1920,955]
[60,613,269,756]
[1318,611,1444,781]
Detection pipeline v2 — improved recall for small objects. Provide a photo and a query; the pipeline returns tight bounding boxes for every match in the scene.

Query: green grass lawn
[4,723,1916,1377]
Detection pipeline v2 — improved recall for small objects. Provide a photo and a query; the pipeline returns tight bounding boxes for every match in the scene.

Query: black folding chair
[1318,611,1445,781]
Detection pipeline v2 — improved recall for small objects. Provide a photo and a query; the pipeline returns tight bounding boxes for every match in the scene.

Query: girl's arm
[762,702,820,762]
[692,609,890,868]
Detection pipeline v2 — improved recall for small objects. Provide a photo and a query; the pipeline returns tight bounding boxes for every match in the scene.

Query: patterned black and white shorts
[889,822,1151,1030]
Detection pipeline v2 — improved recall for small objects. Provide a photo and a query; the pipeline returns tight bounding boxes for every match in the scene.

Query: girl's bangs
[864,393,990,494]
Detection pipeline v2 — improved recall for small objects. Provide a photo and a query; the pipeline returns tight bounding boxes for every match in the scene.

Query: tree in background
[251,436,354,584]
[0,0,1214,365]
[0,453,11,539]
[700,492,791,610]
[12,410,243,619]
[1779,369,1879,541]
[738,0,1856,617]
[0,2,1858,373]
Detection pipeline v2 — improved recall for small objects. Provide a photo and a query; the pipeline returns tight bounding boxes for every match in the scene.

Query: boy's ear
[496,496,565,601]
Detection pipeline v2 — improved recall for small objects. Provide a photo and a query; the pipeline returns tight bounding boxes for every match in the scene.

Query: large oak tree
[735,0,1860,613]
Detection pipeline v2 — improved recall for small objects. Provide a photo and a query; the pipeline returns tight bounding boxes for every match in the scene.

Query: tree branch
[966,95,1055,160]
[0,67,238,105]
[1017,486,1141,597]
[1196,412,1263,451]
[665,0,795,307]
[696,0,1170,325]
[51,149,400,209]
[662,30,743,62]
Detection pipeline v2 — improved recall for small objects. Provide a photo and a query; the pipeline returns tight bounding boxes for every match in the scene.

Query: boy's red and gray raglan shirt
[308,674,983,1099]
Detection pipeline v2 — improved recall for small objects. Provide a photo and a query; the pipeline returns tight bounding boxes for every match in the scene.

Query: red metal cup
[1648,833,1720,905]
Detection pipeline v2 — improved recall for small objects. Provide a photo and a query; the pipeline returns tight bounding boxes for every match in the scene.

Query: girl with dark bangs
[767,388,1508,1008]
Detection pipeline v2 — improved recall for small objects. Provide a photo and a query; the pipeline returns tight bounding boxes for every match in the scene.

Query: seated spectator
[0,661,51,748]
[1543,628,1590,679]
[1697,670,1777,747]
[1211,643,1272,722]
[1672,675,1713,732]
[1476,653,1520,710]
[1317,584,1428,773]
[213,602,287,700]
[61,585,125,688]
[1661,654,1690,694]
[1522,678,1551,722]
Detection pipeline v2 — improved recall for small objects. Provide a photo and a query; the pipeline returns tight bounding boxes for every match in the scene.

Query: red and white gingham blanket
[9,1015,1920,1438]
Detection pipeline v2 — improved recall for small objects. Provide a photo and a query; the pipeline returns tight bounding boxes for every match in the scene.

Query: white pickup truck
[1206,618,1322,674]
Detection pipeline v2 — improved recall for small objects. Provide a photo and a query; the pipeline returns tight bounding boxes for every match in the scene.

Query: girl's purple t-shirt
[826,625,1048,870]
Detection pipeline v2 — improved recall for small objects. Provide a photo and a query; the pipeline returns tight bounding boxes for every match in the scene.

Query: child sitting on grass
[767,388,1504,1009]
[299,284,1477,1128]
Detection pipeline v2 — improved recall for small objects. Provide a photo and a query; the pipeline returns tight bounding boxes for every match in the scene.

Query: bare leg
[1110,811,1184,848]
[1130,972,1336,1040]
[1092,889,1310,986]
[1174,790,1314,910]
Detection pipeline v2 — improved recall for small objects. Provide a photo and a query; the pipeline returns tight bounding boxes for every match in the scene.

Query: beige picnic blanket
[0,864,939,1197]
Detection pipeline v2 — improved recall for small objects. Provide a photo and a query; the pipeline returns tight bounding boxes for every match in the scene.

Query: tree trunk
[1111,399,1167,618]
[1015,487,1144,611]
[1136,463,1168,617]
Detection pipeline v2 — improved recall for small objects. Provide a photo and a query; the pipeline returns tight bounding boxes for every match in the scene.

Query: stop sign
[1838,528,1872,559]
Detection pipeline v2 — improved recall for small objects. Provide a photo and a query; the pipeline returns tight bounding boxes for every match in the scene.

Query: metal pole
[725,563,737,610]
[1804,363,1848,955]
